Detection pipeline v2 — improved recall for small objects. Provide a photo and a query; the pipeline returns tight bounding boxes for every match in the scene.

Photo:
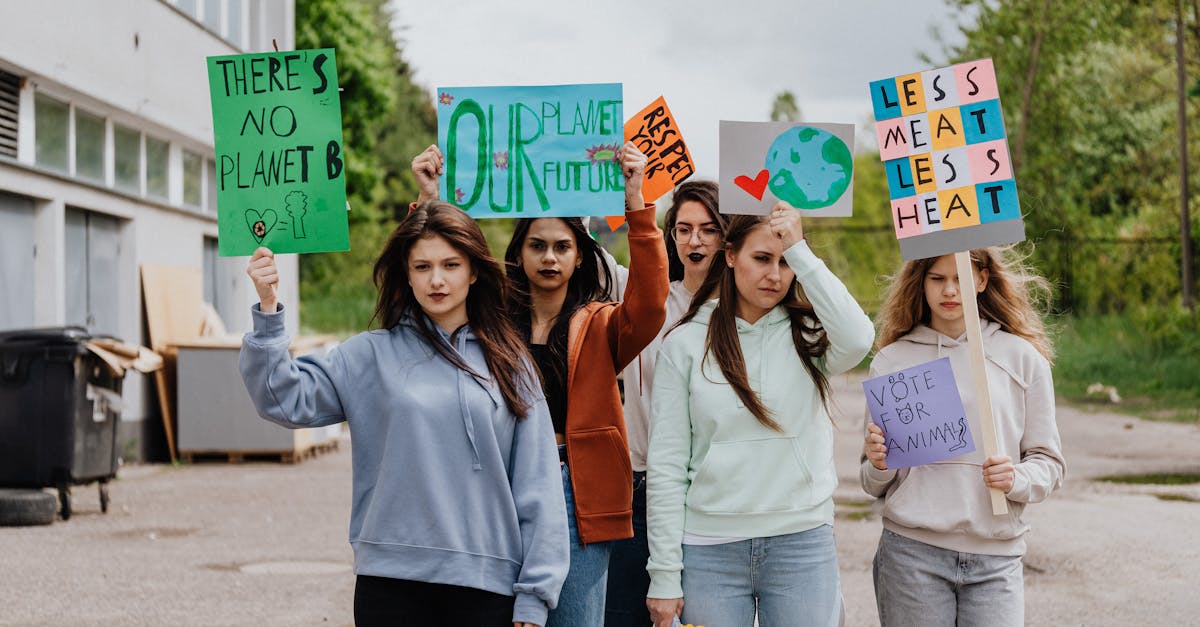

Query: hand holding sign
[768,201,805,249]
[864,423,888,471]
[246,247,279,313]
[617,141,647,207]
[982,455,1015,492]
[412,144,444,204]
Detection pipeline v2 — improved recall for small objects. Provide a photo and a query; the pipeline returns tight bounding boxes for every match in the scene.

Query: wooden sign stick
[955,251,1008,515]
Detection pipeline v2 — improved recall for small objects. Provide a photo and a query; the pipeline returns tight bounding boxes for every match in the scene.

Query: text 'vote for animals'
[719,121,855,217]
[437,83,625,219]
[863,357,975,469]
[870,58,1025,261]
[207,48,350,256]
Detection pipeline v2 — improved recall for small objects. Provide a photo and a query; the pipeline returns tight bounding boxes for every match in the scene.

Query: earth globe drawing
[765,126,853,209]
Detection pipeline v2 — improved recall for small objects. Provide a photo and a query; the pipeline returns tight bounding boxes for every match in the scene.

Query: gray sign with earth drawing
[718,120,855,217]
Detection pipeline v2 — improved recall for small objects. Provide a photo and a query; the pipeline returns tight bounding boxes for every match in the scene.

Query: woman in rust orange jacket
[500,141,668,627]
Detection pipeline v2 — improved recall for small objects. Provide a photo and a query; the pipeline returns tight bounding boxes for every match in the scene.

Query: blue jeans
[873,529,1024,627]
[546,452,612,627]
[681,525,841,627]
[604,471,650,626]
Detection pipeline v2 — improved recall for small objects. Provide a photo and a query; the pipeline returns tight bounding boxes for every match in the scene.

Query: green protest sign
[207,48,350,256]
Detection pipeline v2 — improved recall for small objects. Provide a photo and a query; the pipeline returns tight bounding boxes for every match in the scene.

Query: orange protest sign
[625,95,695,204]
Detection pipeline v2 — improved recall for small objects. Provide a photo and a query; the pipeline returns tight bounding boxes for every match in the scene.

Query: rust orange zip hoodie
[563,204,668,545]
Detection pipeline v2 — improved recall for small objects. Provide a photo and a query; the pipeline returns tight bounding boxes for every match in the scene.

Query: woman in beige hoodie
[861,249,1064,627]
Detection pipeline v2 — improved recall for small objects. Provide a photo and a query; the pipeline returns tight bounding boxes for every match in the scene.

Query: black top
[529,342,568,435]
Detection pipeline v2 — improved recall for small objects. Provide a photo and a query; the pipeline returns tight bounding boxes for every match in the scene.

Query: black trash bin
[0,327,122,520]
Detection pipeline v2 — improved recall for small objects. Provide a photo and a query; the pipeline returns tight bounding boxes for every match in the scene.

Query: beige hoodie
[860,322,1065,556]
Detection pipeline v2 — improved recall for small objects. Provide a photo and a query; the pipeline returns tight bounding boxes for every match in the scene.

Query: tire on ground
[0,488,58,526]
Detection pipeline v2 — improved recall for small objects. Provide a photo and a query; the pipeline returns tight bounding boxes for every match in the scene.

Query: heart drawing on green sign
[245,209,279,244]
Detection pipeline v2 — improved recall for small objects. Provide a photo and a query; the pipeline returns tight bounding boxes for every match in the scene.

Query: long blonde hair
[876,247,1055,362]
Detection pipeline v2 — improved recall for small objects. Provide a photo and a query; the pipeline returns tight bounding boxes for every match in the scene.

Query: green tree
[295,0,437,333]
[770,91,802,122]
[938,0,1198,315]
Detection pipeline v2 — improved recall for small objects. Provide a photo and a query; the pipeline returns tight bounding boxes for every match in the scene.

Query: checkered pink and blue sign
[869,58,1025,261]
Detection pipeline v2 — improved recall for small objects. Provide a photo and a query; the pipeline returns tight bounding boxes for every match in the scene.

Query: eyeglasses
[671,225,721,244]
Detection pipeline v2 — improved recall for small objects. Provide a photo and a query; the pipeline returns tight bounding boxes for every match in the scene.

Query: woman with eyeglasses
[646,204,874,627]
[604,181,729,627]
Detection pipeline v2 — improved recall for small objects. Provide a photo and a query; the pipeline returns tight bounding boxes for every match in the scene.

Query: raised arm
[239,248,346,428]
[770,202,874,374]
[606,142,669,369]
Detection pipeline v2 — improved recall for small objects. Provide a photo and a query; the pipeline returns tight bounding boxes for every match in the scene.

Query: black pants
[604,471,651,626]
[354,575,515,626]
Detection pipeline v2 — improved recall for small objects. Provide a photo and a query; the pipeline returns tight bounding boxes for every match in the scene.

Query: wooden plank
[141,264,203,463]
[152,362,176,463]
[955,251,1008,515]
[140,264,204,351]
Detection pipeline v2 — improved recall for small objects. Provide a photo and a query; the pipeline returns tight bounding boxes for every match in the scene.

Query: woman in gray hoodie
[240,202,568,627]
[862,248,1065,627]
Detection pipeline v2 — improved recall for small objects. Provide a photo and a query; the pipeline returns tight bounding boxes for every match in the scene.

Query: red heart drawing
[735,169,770,201]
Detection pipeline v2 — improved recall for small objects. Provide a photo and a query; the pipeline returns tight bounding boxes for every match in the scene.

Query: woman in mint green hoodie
[240,201,568,627]
[645,204,874,627]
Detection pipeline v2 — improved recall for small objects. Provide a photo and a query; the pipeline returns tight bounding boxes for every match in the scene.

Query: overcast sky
[389,0,969,179]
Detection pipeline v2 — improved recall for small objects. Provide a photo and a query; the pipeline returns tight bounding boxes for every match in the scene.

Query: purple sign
[863,357,975,469]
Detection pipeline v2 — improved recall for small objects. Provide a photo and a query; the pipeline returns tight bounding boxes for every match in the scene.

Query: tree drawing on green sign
[285,191,308,239]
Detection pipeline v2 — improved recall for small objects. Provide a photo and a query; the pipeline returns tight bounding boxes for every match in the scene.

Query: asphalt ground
[1,372,1196,626]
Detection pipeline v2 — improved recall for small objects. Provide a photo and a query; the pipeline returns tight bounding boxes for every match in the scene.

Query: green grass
[298,288,375,338]
[1096,472,1200,485]
[1051,314,1200,423]
[1155,494,1199,502]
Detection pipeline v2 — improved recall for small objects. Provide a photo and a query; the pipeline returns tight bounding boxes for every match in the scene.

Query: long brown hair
[876,247,1055,362]
[371,200,537,417]
[663,181,728,282]
[672,215,831,431]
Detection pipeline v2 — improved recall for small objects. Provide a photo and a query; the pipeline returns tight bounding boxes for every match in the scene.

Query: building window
[146,135,170,200]
[183,150,202,207]
[34,93,69,172]
[205,158,217,213]
[114,124,141,193]
[74,108,106,182]
[227,0,244,48]
[202,0,221,33]
[176,0,197,18]
[0,70,19,160]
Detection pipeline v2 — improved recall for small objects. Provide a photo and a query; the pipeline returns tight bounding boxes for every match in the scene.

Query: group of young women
[239,142,1065,627]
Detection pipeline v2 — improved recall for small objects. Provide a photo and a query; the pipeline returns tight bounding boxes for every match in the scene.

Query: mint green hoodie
[645,241,874,598]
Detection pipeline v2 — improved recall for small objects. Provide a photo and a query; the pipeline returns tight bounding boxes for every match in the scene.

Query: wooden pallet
[180,439,340,465]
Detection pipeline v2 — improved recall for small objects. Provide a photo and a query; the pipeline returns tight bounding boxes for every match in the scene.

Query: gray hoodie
[239,304,568,625]
[860,322,1065,556]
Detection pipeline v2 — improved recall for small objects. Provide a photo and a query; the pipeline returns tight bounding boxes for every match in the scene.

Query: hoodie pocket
[567,426,633,515]
[686,437,832,514]
[883,463,1028,540]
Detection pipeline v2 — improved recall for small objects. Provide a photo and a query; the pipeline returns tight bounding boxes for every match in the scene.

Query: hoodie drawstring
[449,327,483,471]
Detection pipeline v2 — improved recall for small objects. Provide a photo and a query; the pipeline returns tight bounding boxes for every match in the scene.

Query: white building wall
[0,0,298,455]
